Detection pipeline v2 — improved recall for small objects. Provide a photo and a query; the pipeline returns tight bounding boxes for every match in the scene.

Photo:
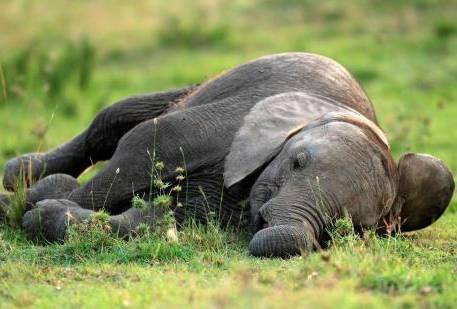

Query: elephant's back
[174,52,377,123]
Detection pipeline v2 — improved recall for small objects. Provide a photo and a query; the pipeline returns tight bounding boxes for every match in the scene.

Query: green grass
[0,0,456,307]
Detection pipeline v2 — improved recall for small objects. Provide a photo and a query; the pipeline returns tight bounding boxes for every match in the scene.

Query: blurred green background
[1,1,457,307]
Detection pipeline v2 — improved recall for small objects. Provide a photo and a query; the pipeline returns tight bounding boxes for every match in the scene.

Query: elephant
[0,52,454,257]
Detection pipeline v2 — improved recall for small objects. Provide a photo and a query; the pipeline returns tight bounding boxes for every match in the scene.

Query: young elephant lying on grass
[0,53,454,257]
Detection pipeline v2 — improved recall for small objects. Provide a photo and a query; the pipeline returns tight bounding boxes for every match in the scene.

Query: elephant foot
[0,174,78,225]
[27,174,80,209]
[3,153,47,191]
[22,199,93,242]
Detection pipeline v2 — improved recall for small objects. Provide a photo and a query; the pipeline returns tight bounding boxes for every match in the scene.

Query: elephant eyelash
[293,152,310,170]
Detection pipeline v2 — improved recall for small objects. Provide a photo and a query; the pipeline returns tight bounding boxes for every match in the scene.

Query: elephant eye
[293,152,309,169]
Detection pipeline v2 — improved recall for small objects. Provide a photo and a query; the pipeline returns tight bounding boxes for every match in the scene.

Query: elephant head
[224,92,454,257]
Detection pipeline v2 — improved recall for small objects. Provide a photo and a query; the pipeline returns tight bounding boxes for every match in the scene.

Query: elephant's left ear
[224,92,340,187]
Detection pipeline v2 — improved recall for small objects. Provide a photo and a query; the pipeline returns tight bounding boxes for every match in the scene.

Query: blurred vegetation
[0,0,456,307]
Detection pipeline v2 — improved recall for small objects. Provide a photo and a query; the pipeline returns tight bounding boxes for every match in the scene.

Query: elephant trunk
[248,224,314,257]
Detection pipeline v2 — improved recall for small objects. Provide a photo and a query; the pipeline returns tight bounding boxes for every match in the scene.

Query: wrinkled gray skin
[1,53,454,257]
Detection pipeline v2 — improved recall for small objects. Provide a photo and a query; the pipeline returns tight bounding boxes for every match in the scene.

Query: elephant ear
[224,92,346,187]
[398,153,454,231]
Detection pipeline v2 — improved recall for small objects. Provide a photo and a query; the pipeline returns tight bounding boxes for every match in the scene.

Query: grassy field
[1,0,457,307]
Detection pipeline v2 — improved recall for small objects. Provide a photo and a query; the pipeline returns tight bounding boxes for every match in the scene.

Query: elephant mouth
[253,210,270,232]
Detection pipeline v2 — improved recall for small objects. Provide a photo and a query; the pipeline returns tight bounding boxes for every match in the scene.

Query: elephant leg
[0,173,80,223]
[22,198,166,242]
[62,113,183,213]
[64,137,159,213]
[3,85,197,191]
[63,98,234,214]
